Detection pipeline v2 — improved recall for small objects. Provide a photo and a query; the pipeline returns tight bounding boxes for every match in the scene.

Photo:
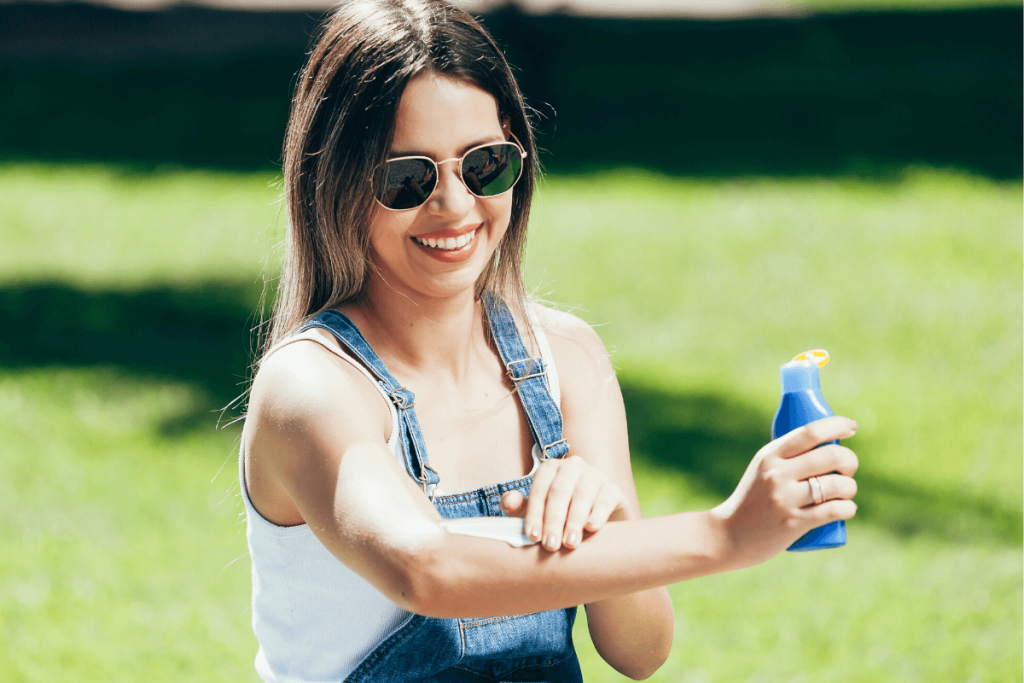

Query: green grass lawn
[801,0,1019,11]
[0,163,1020,682]
[802,0,1019,11]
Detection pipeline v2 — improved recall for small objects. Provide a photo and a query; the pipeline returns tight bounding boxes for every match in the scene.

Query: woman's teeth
[412,228,478,250]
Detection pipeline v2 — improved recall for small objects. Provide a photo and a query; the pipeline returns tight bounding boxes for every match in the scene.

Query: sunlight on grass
[0,368,255,682]
[575,525,1021,683]
[0,163,1020,682]
[527,169,1022,516]
[0,164,284,287]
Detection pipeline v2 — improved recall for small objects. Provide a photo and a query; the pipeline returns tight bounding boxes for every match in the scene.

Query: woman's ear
[501,115,512,139]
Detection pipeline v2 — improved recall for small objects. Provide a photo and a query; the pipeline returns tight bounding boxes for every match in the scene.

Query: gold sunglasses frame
[370,133,527,212]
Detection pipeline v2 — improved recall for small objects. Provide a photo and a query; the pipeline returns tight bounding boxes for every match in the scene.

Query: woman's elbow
[380,531,456,617]
[389,561,444,616]
[601,617,674,680]
[619,646,671,681]
[611,640,671,681]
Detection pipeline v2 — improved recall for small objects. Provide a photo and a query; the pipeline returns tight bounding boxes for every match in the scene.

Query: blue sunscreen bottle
[772,350,847,551]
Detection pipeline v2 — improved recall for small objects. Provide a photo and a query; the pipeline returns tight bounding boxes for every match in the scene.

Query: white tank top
[240,317,561,682]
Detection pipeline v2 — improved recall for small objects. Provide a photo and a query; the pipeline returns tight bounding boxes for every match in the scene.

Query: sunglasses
[371,134,527,211]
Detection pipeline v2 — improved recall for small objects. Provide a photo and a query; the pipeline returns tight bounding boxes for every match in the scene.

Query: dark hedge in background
[0,3,1020,177]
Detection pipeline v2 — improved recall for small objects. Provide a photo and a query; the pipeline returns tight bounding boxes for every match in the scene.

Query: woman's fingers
[584,483,623,533]
[523,456,625,552]
[801,498,858,528]
[772,416,857,460]
[523,461,559,543]
[716,420,861,568]
[540,460,585,551]
[797,473,858,508]
[560,477,603,549]
[787,444,859,480]
[499,490,526,517]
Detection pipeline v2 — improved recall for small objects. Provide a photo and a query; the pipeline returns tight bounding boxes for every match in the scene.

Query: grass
[0,163,1020,682]
[0,165,283,286]
[0,368,254,682]
[801,0,1020,11]
[527,170,1022,523]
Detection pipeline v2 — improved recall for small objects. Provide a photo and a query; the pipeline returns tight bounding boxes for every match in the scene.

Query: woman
[241,1,860,681]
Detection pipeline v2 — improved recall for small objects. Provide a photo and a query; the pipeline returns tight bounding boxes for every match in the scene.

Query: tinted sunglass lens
[461,144,522,198]
[374,158,437,209]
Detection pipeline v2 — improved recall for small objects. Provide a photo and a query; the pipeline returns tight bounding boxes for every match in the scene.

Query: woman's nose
[423,163,475,217]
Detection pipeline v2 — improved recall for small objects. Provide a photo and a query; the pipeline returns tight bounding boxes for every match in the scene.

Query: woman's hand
[499,455,627,552]
[711,415,860,570]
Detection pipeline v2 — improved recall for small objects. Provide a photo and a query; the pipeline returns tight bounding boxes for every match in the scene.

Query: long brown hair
[263,0,537,358]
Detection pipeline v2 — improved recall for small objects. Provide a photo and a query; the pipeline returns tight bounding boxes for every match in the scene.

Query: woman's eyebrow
[388,135,504,159]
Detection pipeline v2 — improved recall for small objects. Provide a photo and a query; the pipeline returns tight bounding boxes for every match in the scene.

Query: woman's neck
[349,273,488,383]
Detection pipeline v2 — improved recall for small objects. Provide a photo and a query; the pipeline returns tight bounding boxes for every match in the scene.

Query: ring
[808,476,825,505]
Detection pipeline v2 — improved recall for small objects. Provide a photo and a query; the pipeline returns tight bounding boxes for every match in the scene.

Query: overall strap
[300,310,441,495]
[484,295,570,461]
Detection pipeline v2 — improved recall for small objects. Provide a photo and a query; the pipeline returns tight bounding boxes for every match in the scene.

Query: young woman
[240,1,860,681]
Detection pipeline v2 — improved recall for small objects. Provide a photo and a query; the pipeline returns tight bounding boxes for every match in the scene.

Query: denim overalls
[300,296,584,683]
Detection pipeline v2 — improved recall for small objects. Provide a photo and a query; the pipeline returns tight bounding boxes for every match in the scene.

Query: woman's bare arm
[526,306,674,679]
[247,339,858,621]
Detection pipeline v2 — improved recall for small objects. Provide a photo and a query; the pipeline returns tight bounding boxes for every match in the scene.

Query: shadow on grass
[619,384,1022,547]
[0,280,264,433]
[1,280,1019,545]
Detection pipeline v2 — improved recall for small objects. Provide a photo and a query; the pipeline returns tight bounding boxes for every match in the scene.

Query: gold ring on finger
[808,476,825,505]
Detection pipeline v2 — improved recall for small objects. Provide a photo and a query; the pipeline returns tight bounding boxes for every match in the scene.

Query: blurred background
[0,0,1020,681]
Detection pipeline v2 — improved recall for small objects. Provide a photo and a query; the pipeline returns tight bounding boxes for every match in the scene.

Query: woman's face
[366,73,514,301]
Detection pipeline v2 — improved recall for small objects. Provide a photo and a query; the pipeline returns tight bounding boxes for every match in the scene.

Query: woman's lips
[412,221,482,241]
[411,227,479,250]
[410,226,481,263]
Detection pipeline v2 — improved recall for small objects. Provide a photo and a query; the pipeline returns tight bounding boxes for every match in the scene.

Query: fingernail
[527,526,540,541]
[565,532,579,548]
[543,533,557,549]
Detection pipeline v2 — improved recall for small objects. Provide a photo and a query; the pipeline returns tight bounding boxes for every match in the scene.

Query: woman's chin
[411,236,496,294]
[415,268,488,301]
[369,261,484,304]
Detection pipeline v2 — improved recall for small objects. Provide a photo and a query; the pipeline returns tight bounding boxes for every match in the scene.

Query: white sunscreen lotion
[439,517,538,548]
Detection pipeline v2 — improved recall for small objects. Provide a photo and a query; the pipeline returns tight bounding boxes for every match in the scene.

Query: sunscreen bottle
[773,350,847,551]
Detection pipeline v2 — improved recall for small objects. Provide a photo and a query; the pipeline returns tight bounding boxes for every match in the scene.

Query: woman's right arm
[248,342,858,618]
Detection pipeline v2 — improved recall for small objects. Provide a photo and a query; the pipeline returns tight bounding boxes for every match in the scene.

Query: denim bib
[300,296,583,683]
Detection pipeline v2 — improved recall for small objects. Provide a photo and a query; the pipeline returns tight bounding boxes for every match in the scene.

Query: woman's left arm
[517,306,675,680]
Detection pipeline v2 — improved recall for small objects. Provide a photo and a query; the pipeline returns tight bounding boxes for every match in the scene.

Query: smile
[411,227,479,251]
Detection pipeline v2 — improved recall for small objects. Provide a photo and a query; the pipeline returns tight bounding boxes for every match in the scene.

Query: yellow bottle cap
[792,349,830,368]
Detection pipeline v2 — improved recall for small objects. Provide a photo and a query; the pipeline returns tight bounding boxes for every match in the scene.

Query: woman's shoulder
[528,301,614,386]
[527,302,627,470]
[249,330,390,440]
[530,301,608,355]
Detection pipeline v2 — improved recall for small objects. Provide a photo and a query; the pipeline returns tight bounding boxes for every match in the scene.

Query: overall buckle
[390,386,416,410]
[539,438,569,461]
[505,358,546,383]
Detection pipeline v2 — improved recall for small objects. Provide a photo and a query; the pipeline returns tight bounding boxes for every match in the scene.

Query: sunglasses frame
[370,132,527,212]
